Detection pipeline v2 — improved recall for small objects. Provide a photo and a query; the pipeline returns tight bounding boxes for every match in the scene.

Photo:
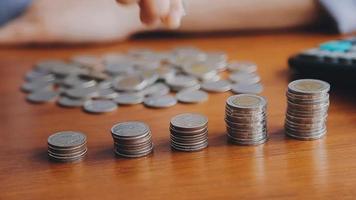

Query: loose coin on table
[83,99,118,113]
[225,94,268,145]
[144,95,177,108]
[21,47,262,114]
[284,79,330,140]
[47,131,87,162]
[231,83,263,94]
[176,89,208,104]
[111,121,153,158]
[170,113,209,152]
[201,80,231,93]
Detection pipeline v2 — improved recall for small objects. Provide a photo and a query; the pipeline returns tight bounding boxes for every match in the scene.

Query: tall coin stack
[47,131,87,162]
[225,94,268,145]
[170,113,209,152]
[111,121,154,158]
[285,79,330,140]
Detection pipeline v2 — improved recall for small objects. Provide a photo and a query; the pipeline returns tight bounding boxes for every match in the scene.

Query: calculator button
[319,40,352,52]
[299,48,322,60]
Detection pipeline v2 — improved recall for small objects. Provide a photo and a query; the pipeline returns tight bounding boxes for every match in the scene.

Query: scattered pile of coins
[285,79,330,140]
[170,113,209,151]
[21,47,263,114]
[47,131,87,162]
[225,94,268,145]
[111,121,154,158]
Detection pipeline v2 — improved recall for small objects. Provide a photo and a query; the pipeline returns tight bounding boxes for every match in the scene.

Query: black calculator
[288,37,356,85]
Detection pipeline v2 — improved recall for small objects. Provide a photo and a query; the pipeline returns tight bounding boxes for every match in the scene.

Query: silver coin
[57,96,85,108]
[144,95,177,108]
[288,79,330,94]
[61,75,96,88]
[227,61,257,73]
[35,60,67,72]
[231,83,263,94]
[166,75,199,90]
[48,131,86,148]
[229,72,260,84]
[21,81,54,93]
[226,94,266,109]
[27,90,58,103]
[114,93,144,105]
[171,113,208,130]
[71,55,100,67]
[142,83,170,97]
[201,80,231,93]
[65,86,98,99]
[83,99,118,113]
[97,88,119,99]
[112,74,148,92]
[111,121,150,138]
[176,90,208,103]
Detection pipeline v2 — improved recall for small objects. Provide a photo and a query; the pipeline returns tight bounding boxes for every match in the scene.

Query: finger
[0,17,41,44]
[162,0,184,29]
[139,0,160,25]
[116,0,140,5]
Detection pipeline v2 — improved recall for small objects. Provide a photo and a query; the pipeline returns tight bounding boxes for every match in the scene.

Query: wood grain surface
[1,32,356,199]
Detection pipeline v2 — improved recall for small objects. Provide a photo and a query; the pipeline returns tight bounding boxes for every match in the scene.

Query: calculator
[288,37,356,85]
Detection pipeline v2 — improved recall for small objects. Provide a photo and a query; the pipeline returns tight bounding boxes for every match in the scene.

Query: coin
[176,89,208,104]
[229,72,260,84]
[111,121,153,158]
[201,80,231,93]
[83,99,118,113]
[47,131,87,162]
[231,83,263,94]
[144,95,177,108]
[114,93,144,105]
[227,61,257,73]
[57,96,85,107]
[170,113,209,152]
[225,94,268,145]
[27,90,58,103]
[284,79,330,140]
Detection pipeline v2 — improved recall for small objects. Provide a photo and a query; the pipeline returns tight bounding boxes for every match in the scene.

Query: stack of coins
[285,79,330,140]
[111,121,153,158]
[170,113,208,152]
[225,94,268,145]
[47,131,87,162]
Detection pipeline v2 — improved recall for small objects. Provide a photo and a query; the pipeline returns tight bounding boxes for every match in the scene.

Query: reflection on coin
[27,90,58,103]
[144,95,177,108]
[114,93,144,105]
[176,90,208,103]
[231,83,263,94]
[201,80,231,93]
[227,94,266,109]
[83,99,118,113]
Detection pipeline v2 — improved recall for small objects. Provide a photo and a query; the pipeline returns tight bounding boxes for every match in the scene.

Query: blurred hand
[117,0,185,29]
[0,0,143,44]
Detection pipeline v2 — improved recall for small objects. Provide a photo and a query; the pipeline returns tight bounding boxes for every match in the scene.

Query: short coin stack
[47,131,87,162]
[170,113,208,152]
[285,79,330,140]
[111,121,153,158]
[225,94,268,145]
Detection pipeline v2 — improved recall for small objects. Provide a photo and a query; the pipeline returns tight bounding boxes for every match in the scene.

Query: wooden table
[1,32,356,199]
